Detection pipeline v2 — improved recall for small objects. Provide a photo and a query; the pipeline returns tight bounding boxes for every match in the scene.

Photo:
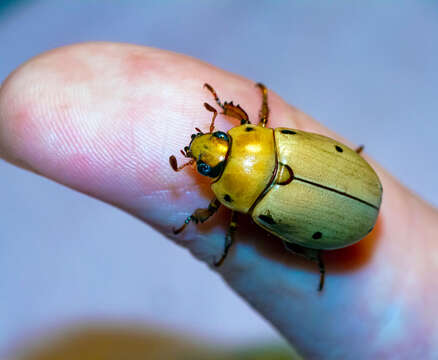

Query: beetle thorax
[211,125,276,213]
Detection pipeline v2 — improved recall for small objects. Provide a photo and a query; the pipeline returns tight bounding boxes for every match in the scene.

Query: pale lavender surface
[0,0,437,352]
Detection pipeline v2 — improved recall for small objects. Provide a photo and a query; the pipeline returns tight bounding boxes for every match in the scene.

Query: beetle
[169,83,382,291]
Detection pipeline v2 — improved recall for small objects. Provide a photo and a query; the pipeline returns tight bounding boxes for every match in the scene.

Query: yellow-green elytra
[169,83,382,291]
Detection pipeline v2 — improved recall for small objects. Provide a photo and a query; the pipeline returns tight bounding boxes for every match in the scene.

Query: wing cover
[251,129,382,249]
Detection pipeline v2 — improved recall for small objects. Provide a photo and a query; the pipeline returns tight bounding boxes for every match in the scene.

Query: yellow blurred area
[10,323,301,360]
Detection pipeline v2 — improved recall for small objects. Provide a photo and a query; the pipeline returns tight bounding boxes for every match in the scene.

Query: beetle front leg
[204,83,250,125]
[173,198,221,234]
[256,82,269,127]
[214,211,238,267]
[282,241,326,291]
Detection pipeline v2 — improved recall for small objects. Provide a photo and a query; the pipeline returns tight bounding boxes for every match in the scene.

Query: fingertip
[0,41,373,241]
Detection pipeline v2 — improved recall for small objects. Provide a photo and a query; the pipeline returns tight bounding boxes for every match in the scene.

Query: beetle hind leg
[317,251,325,291]
[214,211,238,267]
[256,83,269,127]
[282,241,325,291]
[356,145,364,154]
[173,198,221,234]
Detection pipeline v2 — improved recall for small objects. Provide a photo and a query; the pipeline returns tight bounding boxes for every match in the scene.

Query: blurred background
[1,1,437,359]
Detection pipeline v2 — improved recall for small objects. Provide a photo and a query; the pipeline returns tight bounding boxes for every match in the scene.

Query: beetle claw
[318,272,325,292]
[173,223,187,235]
[213,254,226,267]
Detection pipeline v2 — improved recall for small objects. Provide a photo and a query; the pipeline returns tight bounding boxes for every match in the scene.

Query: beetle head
[169,129,230,178]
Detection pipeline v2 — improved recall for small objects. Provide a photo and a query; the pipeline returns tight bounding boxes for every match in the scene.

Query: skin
[1,42,438,359]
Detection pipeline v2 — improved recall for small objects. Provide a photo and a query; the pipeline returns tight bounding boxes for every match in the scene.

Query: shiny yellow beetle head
[169,103,230,178]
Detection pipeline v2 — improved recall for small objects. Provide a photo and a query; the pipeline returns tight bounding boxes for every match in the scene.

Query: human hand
[1,43,437,359]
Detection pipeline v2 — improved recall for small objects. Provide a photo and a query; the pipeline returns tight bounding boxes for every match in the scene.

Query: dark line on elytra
[294,176,379,210]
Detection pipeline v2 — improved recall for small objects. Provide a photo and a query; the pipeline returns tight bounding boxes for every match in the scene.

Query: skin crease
[1,42,438,359]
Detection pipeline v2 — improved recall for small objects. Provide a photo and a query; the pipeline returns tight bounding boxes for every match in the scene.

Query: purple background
[1,0,437,352]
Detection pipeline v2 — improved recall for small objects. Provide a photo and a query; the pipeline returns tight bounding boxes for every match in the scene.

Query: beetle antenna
[169,156,195,172]
[204,102,217,133]
[195,127,204,134]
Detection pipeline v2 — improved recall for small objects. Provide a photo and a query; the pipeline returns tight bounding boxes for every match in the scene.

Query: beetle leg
[204,102,218,133]
[356,145,364,154]
[282,241,326,291]
[317,251,325,291]
[256,83,269,127]
[214,211,238,267]
[173,198,221,234]
[204,83,250,125]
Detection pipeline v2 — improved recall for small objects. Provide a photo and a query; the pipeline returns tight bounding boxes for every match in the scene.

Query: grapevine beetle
[169,83,382,291]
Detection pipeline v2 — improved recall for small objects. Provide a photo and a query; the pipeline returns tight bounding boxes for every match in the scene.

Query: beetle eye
[191,134,197,139]
[212,131,229,141]
[197,161,211,176]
